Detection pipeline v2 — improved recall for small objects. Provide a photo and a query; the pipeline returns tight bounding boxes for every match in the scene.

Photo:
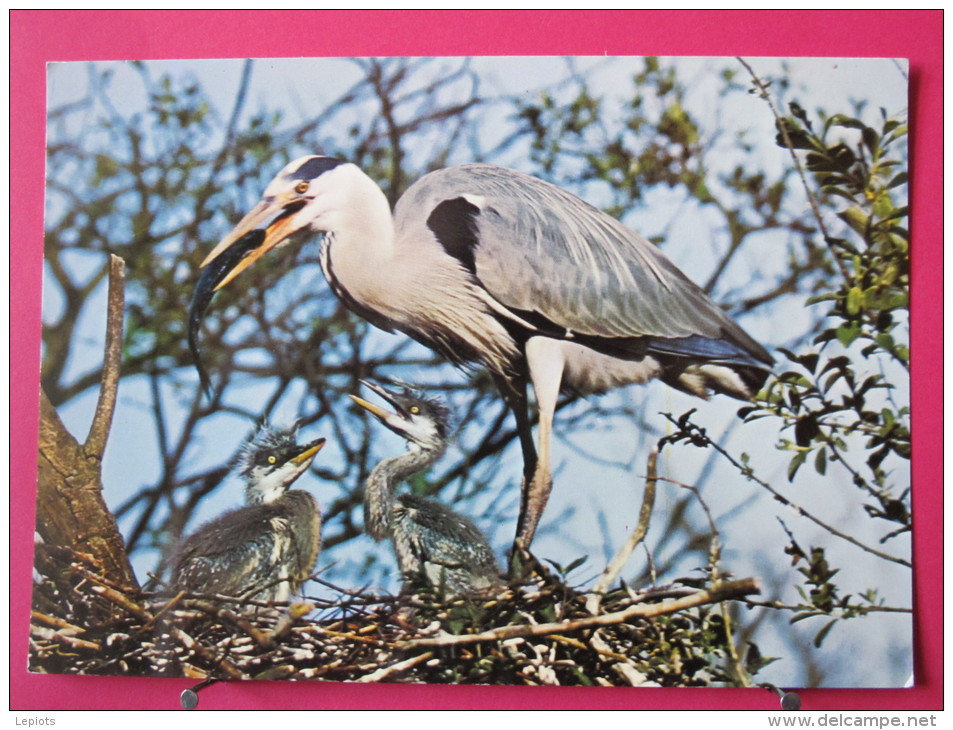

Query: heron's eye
[409,405,421,415]
[267,455,277,464]
[294,181,309,195]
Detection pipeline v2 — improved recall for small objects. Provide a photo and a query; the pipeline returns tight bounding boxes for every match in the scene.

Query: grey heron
[350,380,499,596]
[170,425,325,603]
[197,156,773,556]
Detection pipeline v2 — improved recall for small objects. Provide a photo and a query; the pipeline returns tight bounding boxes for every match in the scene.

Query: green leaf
[789,101,808,122]
[821,185,859,202]
[778,123,820,151]
[563,555,589,575]
[814,619,838,648]
[887,172,908,189]
[883,123,908,143]
[93,154,120,183]
[800,353,819,373]
[791,610,822,624]
[875,332,895,351]
[882,205,909,223]
[795,417,819,446]
[787,450,808,481]
[829,114,866,130]
[814,448,827,476]
[846,287,864,315]
[838,207,870,235]
[861,126,880,154]
[835,323,862,347]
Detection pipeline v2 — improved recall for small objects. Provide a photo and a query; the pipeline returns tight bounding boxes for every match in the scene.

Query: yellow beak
[348,394,392,421]
[291,437,327,465]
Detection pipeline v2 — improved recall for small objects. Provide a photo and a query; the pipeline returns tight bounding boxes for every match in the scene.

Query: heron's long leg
[492,372,537,548]
[517,337,565,551]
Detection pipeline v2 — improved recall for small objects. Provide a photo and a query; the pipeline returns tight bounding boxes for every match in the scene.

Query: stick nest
[29,544,760,686]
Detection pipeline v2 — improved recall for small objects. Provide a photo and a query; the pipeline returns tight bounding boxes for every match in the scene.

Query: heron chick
[198,156,774,555]
[170,425,325,604]
[351,380,499,596]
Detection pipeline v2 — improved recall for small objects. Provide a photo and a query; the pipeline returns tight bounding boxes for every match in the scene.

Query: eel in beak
[188,229,265,398]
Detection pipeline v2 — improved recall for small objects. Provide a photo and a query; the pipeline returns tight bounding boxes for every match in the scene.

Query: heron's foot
[506,544,548,584]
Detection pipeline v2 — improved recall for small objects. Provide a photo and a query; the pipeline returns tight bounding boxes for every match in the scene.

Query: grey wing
[171,511,270,596]
[395,494,499,588]
[405,164,773,367]
[170,505,295,598]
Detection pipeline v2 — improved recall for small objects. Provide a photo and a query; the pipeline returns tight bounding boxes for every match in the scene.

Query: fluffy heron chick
[170,425,325,603]
[351,380,500,596]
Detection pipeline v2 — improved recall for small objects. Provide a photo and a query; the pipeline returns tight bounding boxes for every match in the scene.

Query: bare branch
[84,254,125,460]
[355,652,435,683]
[661,412,911,568]
[587,446,658,614]
[404,578,761,648]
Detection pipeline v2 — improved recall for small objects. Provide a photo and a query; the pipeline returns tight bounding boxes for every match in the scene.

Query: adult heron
[350,379,499,596]
[197,156,773,555]
[170,425,325,603]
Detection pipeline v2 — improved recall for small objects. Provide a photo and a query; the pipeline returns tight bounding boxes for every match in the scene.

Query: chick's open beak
[348,394,392,422]
[349,380,404,424]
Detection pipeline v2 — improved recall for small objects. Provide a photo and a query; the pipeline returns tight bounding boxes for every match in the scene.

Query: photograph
[33,52,912,685]
[12,10,940,714]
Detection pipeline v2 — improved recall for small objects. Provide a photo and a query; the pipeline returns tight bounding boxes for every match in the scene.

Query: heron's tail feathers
[668,362,771,401]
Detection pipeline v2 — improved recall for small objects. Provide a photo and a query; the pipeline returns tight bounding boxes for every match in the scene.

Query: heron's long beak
[290,437,327,466]
[200,196,305,291]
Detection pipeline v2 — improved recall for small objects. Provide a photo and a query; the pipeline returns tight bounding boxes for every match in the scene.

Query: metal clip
[180,677,220,710]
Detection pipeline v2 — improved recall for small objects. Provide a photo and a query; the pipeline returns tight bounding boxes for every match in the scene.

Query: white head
[199,155,388,291]
[236,424,326,505]
[349,380,451,454]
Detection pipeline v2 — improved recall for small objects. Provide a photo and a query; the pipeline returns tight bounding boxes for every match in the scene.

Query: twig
[191,601,273,649]
[652,470,751,686]
[403,578,761,648]
[300,624,397,648]
[139,591,186,633]
[356,651,435,683]
[30,625,101,652]
[660,413,911,568]
[172,626,247,681]
[736,57,851,284]
[744,599,911,614]
[587,447,658,614]
[84,254,125,460]
[30,611,87,634]
[90,583,151,621]
[266,602,314,645]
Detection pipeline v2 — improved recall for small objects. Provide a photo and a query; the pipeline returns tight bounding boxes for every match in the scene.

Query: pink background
[10,10,942,711]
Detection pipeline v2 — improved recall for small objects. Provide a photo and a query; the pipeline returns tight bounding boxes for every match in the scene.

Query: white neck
[322,166,396,259]
[317,168,410,321]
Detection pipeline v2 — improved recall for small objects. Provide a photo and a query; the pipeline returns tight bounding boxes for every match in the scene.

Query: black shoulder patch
[427,197,480,276]
[291,156,347,180]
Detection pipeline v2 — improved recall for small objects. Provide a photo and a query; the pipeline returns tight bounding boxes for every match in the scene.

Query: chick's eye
[294,181,309,195]
[267,455,277,464]
[409,406,420,415]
